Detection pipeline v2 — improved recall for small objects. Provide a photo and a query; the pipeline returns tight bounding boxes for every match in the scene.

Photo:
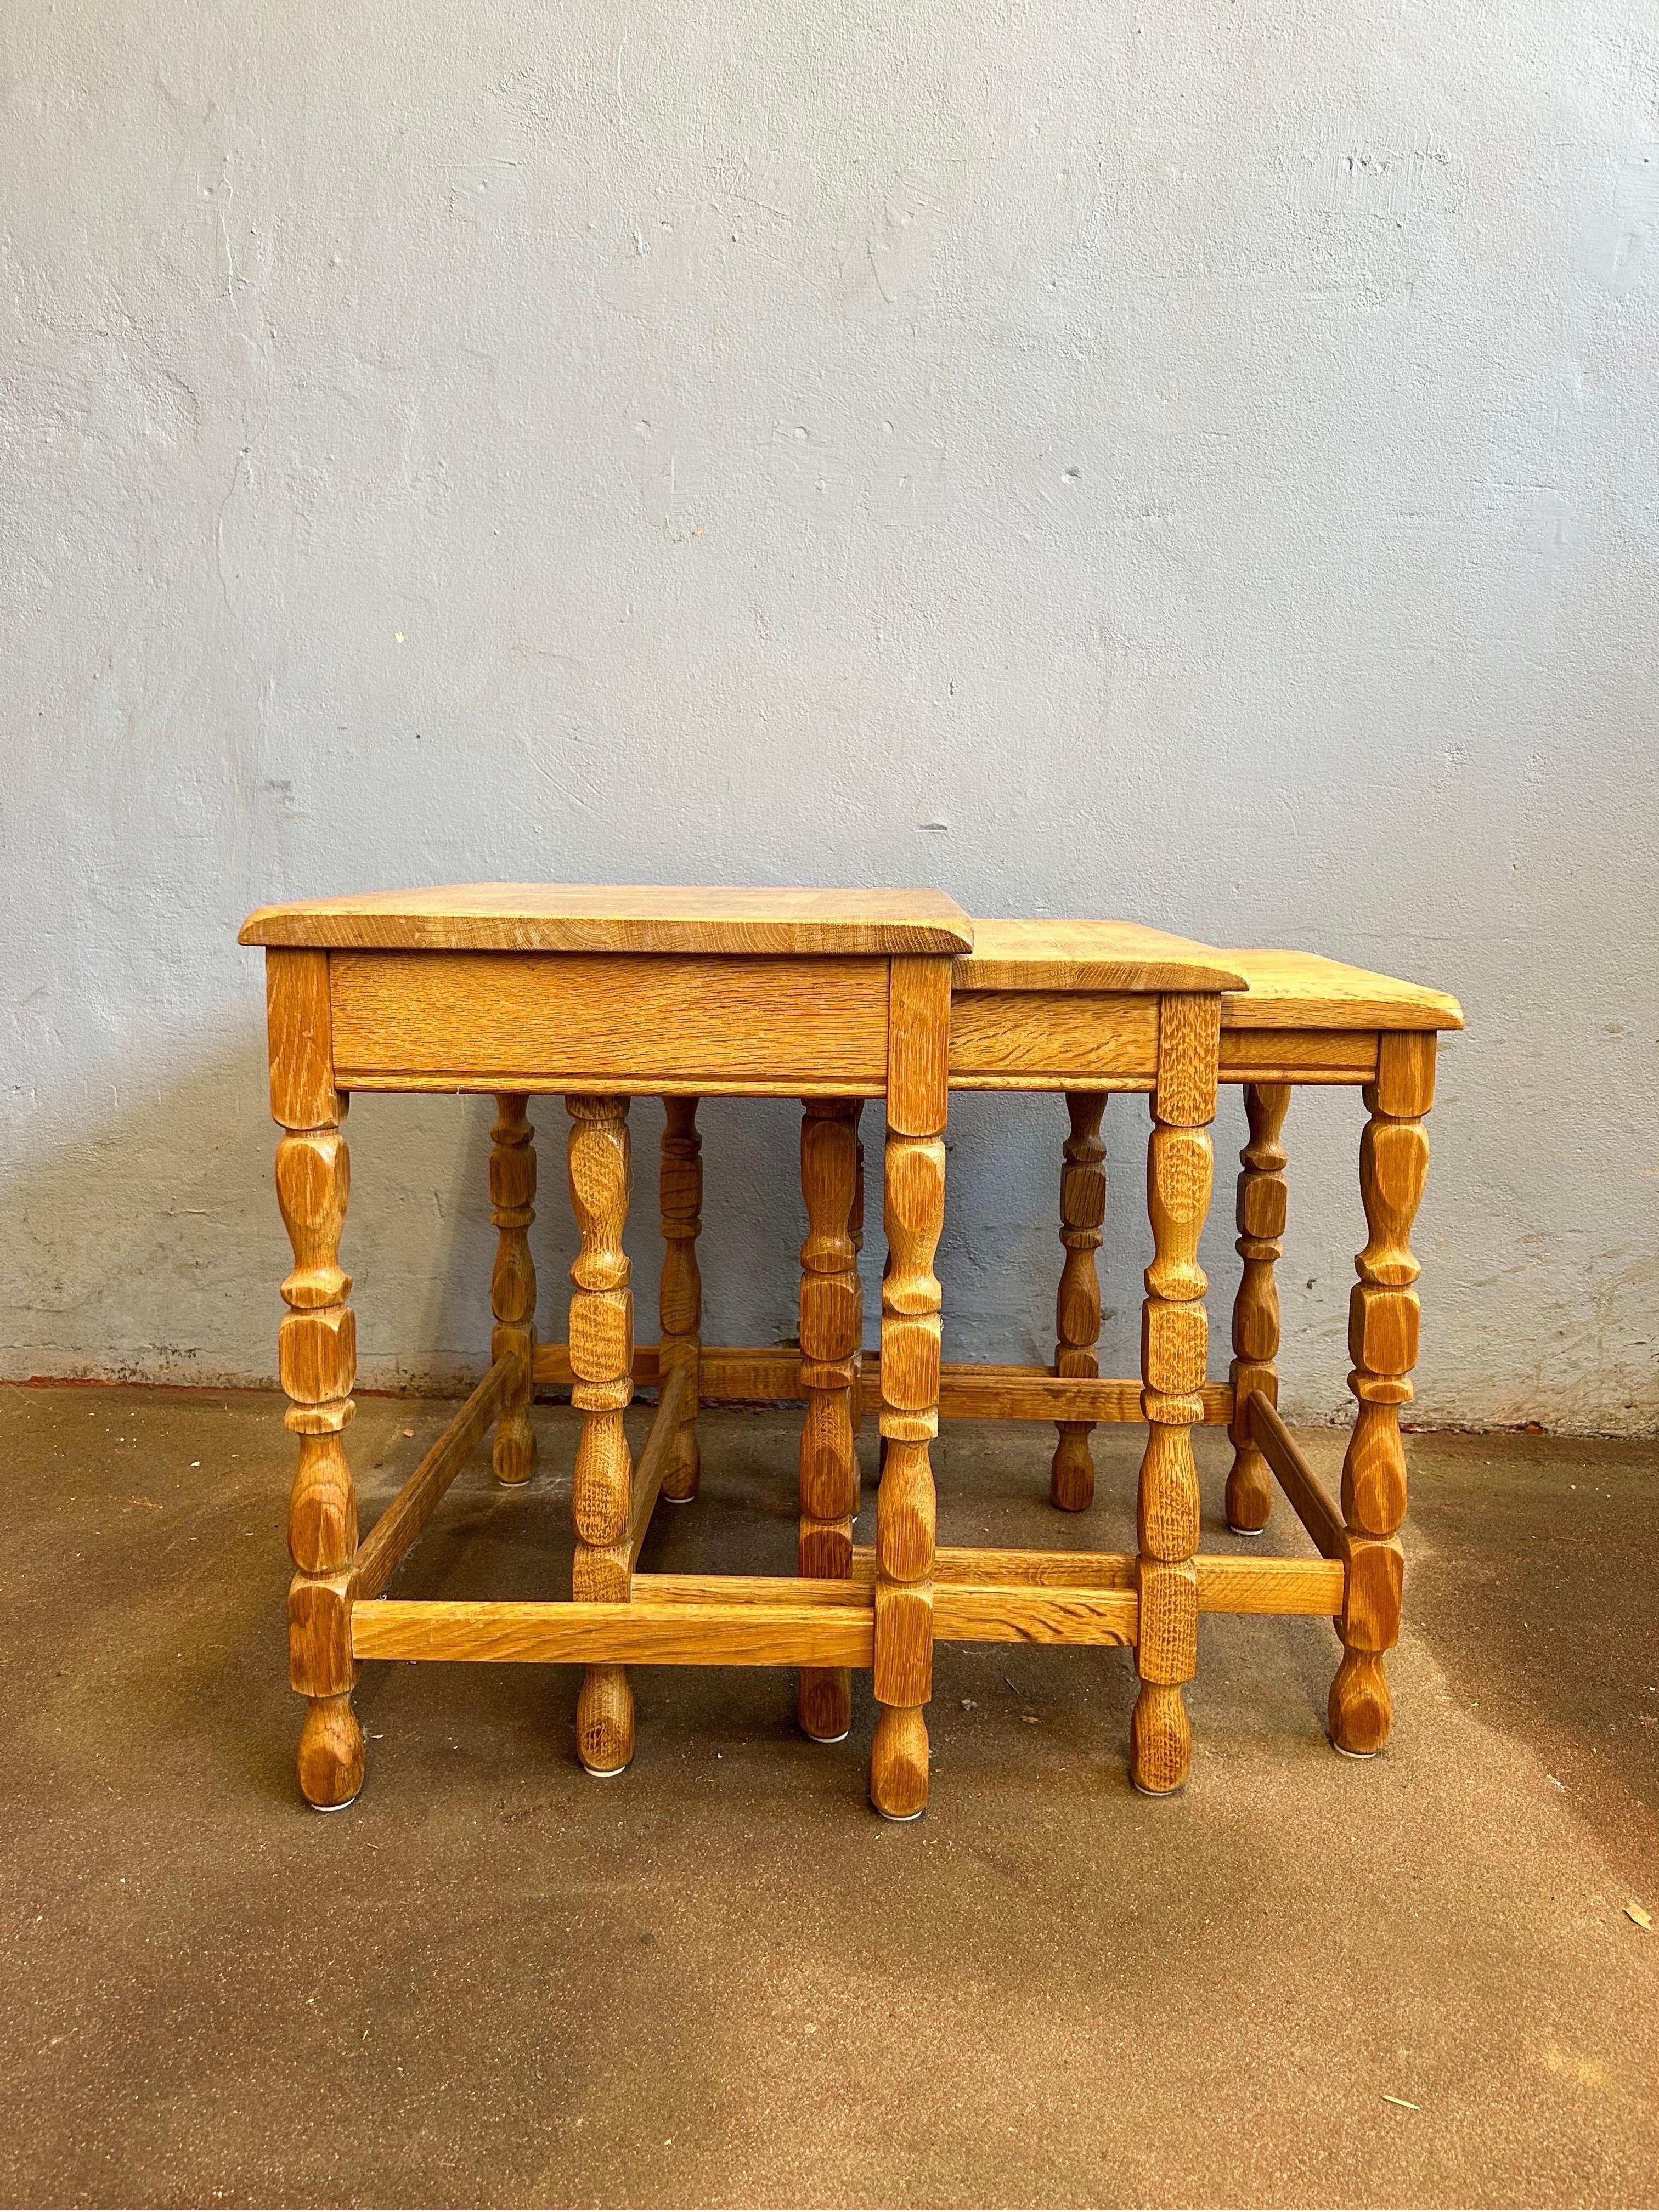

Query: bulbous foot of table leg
[1130,1681,1191,1796]
[1049,1428,1095,1513]
[577,1664,636,1777]
[798,1668,851,1744]
[298,1693,364,1810]
[661,1432,699,1504]
[1329,1653,1391,1757]
[492,1410,537,1487]
[870,1704,929,1820]
[493,1424,539,1478]
[1224,1446,1272,1535]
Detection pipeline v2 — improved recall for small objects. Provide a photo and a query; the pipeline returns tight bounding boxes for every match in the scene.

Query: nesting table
[947,924,1464,1763]
[241,884,979,1817]
[241,886,1459,1814]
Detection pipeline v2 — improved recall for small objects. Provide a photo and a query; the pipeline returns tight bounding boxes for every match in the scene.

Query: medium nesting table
[533,919,1257,1798]
[241,884,972,1818]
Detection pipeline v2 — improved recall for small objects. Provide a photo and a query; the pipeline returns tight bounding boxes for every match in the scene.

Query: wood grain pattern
[848,1544,1340,1615]
[931,1367,1231,1424]
[1331,1036,1434,1755]
[1221,949,1464,1033]
[949,992,1158,1085]
[1131,997,1219,1796]
[287,1561,354,1692]
[265,949,341,1132]
[350,1553,1349,1670]
[272,1065,362,1809]
[241,882,974,954]
[488,1096,538,1486]
[949,926,1460,1036]
[349,1545,1347,1674]
[253,893,1463,1810]
[657,1097,702,1503]
[1218,1031,1379,1084]
[276,1125,351,1314]
[330,952,891,1093]
[853,1544,1132,1590]
[1197,1552,1345,1615]
[354,1593,876,1667]
[886,957,951,1136]
[933,1585,1136,1645]
[1051,1093,1107,1512]
[638,1572,868,1609]
[1226,1084,1290,1535]
[797,1096,864,1743]
[1155,993,1222,1129]
[532,1341,1233,1422]
[872,957,950,1818]
[625,1364,690,1573]
[1372,1028,1440,1118]
[949,1074,1156,1095]
[1246,1393,1346,1562]
[566,1095,636,1775]
[953,919,1248,994]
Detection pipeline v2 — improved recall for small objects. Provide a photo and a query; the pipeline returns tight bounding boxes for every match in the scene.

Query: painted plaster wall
[3,2,1656,1431]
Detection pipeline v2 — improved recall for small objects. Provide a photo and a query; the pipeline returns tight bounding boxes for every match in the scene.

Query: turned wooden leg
[851,1108,867,1378]
[1131,995,1219,1796]
[871,960,947,1820]
[1051,1091,1107,1512]
[798,1098,864,1742]
[490,1096,538,1486]
[658,1097,703,1504]
[1225,1084,1289,1534]
[278,1106,363,1811]
[567,1095,635,1777]
[1330,1034,1434,1756]
[854,1112,878,1484]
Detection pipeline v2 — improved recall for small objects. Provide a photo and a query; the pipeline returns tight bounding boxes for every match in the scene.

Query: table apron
[326,949,891,1094]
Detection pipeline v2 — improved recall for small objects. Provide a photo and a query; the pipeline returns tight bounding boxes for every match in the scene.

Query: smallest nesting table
[945,923,1463,1766]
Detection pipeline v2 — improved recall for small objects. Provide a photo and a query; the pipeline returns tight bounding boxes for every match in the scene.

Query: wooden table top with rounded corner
[244,884,973,1102]
[939,914,1462,1780]
[950,920,1462,1091]
[945,919,1245,1094]
[240,881,974,955]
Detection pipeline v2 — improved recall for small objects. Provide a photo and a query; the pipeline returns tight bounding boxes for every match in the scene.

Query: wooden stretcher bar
[1246,1391,1346,1560]
[530,1340,1234,1425]
[352,1351,522,1602]
[349,1353,689,1612]
[626,1362,689,1574]
[352,1590,872,1668]
[851,1545,1343,1615]
[349,1537,1344,1666]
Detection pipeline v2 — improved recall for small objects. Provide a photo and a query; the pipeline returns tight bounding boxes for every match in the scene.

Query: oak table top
[239,882,974,958]
[957,919,1462,1031]
[951,918,1247,995]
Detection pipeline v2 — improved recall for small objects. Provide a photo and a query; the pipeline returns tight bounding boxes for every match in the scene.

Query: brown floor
[1,1384,1655,2210]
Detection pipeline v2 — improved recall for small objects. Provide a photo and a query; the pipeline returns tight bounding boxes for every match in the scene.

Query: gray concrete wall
[4,2,1656,1432]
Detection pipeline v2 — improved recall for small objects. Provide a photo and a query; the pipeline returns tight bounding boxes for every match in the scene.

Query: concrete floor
[1,1384,1655,2209]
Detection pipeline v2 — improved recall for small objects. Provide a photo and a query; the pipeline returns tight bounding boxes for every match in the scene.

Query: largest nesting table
[241,883,979,1818]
